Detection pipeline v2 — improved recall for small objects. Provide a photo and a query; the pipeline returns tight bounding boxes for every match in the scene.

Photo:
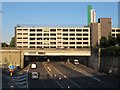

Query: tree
[116,34,120,46]
[100,36,108,48]
[2,42,8,47]
[108,35,116,46]
[10,36,15,47]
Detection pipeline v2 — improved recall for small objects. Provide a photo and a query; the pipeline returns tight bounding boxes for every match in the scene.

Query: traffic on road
[2,61,120,89]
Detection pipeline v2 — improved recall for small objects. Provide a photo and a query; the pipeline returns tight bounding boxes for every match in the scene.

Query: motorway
[27,61,120,89]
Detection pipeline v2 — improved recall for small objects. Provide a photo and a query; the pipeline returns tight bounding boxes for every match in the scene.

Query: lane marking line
[43,63,64,89]
[50,64,82,88]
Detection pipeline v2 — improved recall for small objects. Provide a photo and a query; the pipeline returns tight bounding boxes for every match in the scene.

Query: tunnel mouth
[24,55,90,67]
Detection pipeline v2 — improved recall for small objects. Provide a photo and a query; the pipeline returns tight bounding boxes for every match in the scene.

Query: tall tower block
[87,5,92,26]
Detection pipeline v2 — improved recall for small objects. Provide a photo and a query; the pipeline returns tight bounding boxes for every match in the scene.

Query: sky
[2,2,118,44]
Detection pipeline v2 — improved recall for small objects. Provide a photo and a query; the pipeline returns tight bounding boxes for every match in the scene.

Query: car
[31,72,39,80]
[73,59,79,65]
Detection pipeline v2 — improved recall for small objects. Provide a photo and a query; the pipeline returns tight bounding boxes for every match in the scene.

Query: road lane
[44,62,82,89]
[51,62,115,88]
[75,63,120,88]
[28,62,63,88]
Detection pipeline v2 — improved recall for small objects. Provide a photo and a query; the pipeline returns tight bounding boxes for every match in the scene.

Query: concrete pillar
[21,52,24,68]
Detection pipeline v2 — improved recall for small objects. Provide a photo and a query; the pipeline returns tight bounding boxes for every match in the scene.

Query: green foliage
[100,34,119,48]
[2,42,8,47]
[116,34,120,46]
[10,36,15,47]
[108,35,117,46]
[100,37,108,48]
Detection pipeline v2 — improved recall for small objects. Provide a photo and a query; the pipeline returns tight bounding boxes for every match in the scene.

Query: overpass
[0,48,91,68]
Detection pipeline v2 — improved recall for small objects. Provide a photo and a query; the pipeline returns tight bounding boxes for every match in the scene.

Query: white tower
[91,9,96,23]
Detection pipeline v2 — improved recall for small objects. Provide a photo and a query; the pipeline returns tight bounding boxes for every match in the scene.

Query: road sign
[8,65,14,69]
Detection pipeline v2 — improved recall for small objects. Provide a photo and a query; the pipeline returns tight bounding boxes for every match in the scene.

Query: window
[63,42,68,44]
[37,42,42,44]
[50,34,56,36]
[63,34,68,36]
[23,33,28,35]
[77,46,82,48]
[17,37,22,39]
[70,34,75,36]
[63,29,68,32]
[70,42,75,44]
[17,33,22,35]
[70,38,75,40]
[30,29,35,32]
[83,29,88,32]
[44,38,49,40]
[37,38,42,40]
[44,34,49,36]
[57,37,61,39]
[23,42,27,43]
[83,34,88,36]
[116,29,120,32]
[83,38,88,40]
[37,29,42,32]
[18,46,22,48]
[37,34,42,36]
[37,46,42,48]
[112,29,115,32]
[76,29,82,32]
[17,42,22,43]
[23,37,28,39]
[44,46,49,48]
[76,38,82,40]
[30,34,35,36]
[76,34,82,36]
[50,42,56,44]
[17,29,22,31]
[30,38,35,40]
[77,42,82,44]
[63,38,68,40]
[23,29,28,31]
[83,42,88,44]
[30,42,35,44]
[30,46,35,48]
[70,46,75,48]
[50,38,56,40]
[57,29,61,31]
[50,46,56,48]
[23,46,27,48]
[69,29,75,32]
[50,29,56,32]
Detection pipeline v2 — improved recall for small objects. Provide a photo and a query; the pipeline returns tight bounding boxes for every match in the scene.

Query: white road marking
[43,63,64,89]
[47,67,51,71]
[62,62,114,87]
[50,64,82,88]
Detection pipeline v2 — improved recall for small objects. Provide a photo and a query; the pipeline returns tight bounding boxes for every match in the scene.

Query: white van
[74,59,79,65]
[31,63,37,69]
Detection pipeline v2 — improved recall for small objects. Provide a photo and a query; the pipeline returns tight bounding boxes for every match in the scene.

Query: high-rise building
[87,5,92,26]
[90,18,112,47]
[87,5,96,26]
[91,9,96,23]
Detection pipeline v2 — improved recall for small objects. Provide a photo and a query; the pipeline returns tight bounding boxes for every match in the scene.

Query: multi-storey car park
[111,28,120,37]
[15,26,90,49]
